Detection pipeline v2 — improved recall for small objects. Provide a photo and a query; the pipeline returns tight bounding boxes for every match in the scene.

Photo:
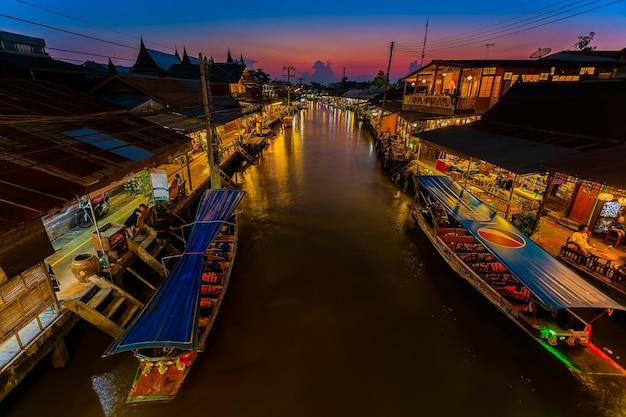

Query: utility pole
[283,66,295,111]
[420,18,429,68]
[485,43,495,59]
[199,53,221,189]
[379,41,394,134]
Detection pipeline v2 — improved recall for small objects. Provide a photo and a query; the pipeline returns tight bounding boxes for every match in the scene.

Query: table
[590,249,621,267]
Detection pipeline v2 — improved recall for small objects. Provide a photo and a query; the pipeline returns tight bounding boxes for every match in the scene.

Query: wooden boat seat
[439,235,476,243]
[481,273,516,285]
[448,242,488,253]
[436,228,469,236]
[456,252,496,263]
[468,262,506,273]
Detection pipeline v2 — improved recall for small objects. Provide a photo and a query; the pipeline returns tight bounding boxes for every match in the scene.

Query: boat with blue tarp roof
[412,174,626,376]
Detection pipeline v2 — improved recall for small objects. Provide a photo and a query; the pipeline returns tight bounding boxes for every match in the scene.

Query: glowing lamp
[598,193,614,201]
[619,197,626,205]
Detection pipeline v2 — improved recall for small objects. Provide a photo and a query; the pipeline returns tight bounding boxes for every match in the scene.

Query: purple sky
[3,0,625,83]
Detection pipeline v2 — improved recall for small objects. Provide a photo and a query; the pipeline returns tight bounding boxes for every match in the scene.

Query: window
[580,67,595,75]
[503,72,513,80]
[521,74,540,82]
[482,67,496,75]
[539,73,549,81]
[553,75,579,81]
[478,77,493,97]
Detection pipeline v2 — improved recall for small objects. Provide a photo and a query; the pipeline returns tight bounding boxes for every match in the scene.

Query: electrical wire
[16,0,174,52]
[394,0,622,60]
[0,13,137,50]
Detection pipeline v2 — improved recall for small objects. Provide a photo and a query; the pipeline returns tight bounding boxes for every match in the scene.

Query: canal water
[4,103,626,417]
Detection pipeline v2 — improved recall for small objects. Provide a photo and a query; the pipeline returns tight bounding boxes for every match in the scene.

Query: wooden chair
[604,230,623,247]
[562,237,596,268]
[168,180,186,204]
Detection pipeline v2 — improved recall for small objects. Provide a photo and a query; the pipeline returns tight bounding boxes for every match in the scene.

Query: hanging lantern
[598,193,614,201]
[618,197,626,205]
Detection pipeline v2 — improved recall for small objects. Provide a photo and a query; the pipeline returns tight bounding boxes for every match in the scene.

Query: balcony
[402,94,475,115]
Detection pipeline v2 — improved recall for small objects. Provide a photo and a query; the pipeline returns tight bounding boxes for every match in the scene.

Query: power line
[0,13,137,50]
[410,0,594,48]
[16,0,175,52]
[395,0,622,59]
[428,0,616,50]
[46,47,136,62]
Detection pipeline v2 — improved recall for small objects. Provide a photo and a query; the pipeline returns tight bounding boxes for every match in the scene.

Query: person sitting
[568,224,596,256]
[135,204,152,236]
[433,204,449,226]
[124,204,149,239]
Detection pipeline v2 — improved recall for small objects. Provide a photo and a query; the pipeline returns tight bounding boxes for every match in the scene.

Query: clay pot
[70,252,100,282]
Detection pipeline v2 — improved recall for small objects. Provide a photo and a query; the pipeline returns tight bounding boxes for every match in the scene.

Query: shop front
[422,147,546,221]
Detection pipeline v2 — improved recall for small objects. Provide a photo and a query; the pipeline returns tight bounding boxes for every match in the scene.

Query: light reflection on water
[5,103,626,417]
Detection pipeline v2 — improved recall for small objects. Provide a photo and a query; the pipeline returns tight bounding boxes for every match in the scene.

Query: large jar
[70,252,101,282]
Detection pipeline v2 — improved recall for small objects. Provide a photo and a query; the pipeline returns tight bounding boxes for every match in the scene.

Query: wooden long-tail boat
[412,175,626,376]
[103,188,245,403]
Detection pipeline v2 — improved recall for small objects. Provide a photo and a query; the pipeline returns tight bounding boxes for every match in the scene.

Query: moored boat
[412,175,626,376]
[103,188,246,403]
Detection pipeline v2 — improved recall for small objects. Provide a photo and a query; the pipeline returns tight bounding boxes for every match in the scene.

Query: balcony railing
[402,94,475,114]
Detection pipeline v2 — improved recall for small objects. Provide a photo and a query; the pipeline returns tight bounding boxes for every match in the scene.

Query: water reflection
[5,104,626,417]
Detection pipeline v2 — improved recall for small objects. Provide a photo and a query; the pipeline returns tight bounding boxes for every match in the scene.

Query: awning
[542,144,626,189]
[417,125,581,174]
[415,175,625,311]
[103,188,245,355]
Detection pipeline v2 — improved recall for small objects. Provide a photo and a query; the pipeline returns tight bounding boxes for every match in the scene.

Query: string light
[598,193,614,201]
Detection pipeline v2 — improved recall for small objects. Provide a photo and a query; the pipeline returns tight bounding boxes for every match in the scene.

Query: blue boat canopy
[415,175,625,311]
[103,188,245,356]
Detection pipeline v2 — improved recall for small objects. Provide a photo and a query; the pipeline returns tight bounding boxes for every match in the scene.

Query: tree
[372,71,388,88]
[574,32,596,51]
[250,68,271,84]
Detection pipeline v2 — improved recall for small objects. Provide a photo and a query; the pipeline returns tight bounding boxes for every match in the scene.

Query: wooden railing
[402,94,475,114]
[558,245,626,290]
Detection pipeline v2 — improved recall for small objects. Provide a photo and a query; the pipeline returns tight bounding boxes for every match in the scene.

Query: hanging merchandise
[150,168,169,202]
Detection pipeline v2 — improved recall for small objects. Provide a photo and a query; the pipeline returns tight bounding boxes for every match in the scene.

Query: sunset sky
[2,0,625,83]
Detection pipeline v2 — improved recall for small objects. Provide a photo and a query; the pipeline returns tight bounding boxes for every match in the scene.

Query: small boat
[412,175,626,376]
[103,188,246,403]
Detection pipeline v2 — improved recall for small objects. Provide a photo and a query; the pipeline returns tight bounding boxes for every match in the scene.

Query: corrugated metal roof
[0,80,191,234]
[543,144,626,189]
[481,79,626,147]
[0,79,124,116]
[417,125,580,174]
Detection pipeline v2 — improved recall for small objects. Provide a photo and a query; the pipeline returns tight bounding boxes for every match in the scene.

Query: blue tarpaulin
[104,188,245,355]
[416,175,625,311]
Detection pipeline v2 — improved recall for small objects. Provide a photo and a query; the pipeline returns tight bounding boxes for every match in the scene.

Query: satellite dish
[529,48,552,59]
